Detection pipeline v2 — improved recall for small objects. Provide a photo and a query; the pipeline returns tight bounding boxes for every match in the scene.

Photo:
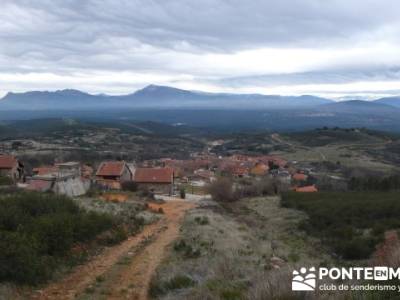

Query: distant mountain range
[0,84,333,110]
[2,84,400,112]
[2,85,400,132]
[374,96,400,108]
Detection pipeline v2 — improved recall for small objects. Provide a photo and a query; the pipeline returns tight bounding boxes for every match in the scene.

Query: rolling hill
[374,96,400,108]
[2,86,400,132]
[316,100,400,114]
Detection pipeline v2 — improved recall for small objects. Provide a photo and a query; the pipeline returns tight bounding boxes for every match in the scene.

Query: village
[2,128,400,299]
[0,151,318,198]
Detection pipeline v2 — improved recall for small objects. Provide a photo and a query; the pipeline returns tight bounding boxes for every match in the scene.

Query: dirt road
[32,200,195,300]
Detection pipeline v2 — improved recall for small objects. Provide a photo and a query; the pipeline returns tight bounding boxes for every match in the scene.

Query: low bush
[180,188,186,199]
[348,175,400,191]
[149,274,195,297]
[194,216,209,225]
[207,178,238,202]
[138,186,155,199]
[0,176,13,186]
[121,181,138,192]
[282,191,400,259]
[173,239,201,258]
[0,191,117,284]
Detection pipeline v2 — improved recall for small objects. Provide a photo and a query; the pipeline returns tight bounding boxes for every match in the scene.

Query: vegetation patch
[149,274,195,297]
[0,176,13,186]
[281,191,400,259]
[194,216,209,225]
[173,240,201,258]
[206,279,246,300]
[0,191,122,284]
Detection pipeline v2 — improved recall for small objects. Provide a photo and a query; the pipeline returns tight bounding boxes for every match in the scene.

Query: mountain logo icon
[292,267,316,291]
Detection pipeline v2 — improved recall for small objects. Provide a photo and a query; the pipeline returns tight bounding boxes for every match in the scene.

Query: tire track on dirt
[31,200,195,300]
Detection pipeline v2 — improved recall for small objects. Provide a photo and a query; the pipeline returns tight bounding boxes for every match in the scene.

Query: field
[275,128,400,174]
[0,119,204,168]
[4,120,400,178]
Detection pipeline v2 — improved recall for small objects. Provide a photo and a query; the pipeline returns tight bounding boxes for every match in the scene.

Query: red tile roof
[96,161,127,177]
[134,168,173,183]
[0,155,18,169]
[26,179,52,192]
[232,166,249,176]
[33,166,58,175]
[292,173,307,181]
[295,185,318,192]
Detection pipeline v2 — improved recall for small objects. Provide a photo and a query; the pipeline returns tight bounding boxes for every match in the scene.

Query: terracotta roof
[33,166,58,176]
[232,166,249,176]
[295,185,318,192]
[250,162,269,175]
[96,161,127,177]
[257,155,287,167]
[0,155,18,169]
[134,168,173,183]
[26,179,52,192]
[292,173,307,181]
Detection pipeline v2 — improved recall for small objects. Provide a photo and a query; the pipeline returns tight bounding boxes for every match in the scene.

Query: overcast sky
[1,0,400,99]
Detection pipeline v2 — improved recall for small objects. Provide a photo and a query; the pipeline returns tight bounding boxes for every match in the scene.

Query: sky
[1,0,400,100]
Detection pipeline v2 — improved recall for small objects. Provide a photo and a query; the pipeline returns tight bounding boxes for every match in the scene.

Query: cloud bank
[1,0,400,99]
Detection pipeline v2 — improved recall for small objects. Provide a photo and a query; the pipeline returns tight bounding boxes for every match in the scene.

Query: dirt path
[32,200,195,300]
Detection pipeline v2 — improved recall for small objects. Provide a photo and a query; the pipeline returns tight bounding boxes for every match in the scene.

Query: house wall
[120,166,132,182]
[53,176,90,197]
[0,166,19,180]
[137,183,173,195]
[96,179,121,190]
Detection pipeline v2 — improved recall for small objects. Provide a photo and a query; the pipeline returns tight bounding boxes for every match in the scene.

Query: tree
[207,177,237,202]
[180,188,186,199]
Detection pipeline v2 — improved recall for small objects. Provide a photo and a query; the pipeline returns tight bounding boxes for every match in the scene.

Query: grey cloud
[1,0,400,96]
[2,0,400,53]
[218,68,400,88]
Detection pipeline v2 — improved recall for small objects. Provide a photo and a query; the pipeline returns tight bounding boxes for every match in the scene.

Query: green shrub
[194,216,209,225]
[164,275,195,290]
[348,175,400,191]
[0,231,53,284]
[149,275,195,297]
[0,191,116,284]
[173,239,201,258]
[282,191,400,259]
[0,176,13,186]
[180,188,186,199]
[173,239,188,252]
[207,178,238,202]
[206,279,246,300]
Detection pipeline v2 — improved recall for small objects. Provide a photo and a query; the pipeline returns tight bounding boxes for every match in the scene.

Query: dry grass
[150,196,333,299]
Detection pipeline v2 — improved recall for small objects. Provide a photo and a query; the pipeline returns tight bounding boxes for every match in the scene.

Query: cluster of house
[0,154,174,197]
[95,161,174,194]
[0,155,24,181]
[0,153,317,197]
[143,153,317,191]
